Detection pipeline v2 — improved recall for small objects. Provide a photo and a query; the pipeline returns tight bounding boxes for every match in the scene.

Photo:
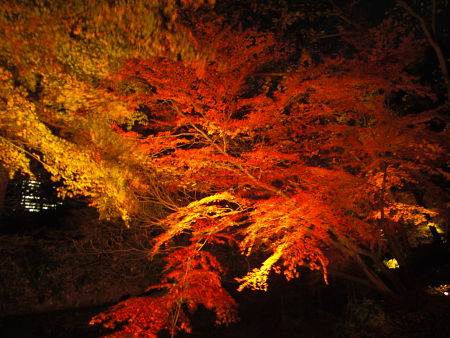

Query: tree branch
[328,0,363,30]
[431,0,437,37]
[397,0,450,104]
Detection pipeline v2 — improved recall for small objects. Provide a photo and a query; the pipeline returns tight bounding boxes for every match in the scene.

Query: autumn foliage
[0,1,449,336]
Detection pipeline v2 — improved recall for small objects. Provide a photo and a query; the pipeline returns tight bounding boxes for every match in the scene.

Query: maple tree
[0,1,449,336]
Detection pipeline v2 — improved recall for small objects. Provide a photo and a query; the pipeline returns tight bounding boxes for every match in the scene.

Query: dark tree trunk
[0,165,9,216]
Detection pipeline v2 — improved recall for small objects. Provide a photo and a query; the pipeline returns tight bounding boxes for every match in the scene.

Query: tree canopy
[0,0,448,336]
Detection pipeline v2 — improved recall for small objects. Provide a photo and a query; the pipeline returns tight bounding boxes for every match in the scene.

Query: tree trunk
[0,165,9,216]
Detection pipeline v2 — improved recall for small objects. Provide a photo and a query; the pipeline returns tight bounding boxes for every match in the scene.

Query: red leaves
[91,14,447,336]
[92,248,238,337]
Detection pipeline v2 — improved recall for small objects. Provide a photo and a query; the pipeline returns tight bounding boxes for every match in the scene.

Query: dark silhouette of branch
[397,0,450,105]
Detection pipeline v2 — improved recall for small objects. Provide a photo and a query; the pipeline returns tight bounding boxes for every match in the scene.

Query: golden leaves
[236,244,286,291]
[0,7,447,336]
[0,68,142,223]
[0,138,33,178]
[152,192,243,256]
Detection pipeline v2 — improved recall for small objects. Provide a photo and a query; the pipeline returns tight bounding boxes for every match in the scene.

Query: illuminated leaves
[0,66,144,223]
[91,245,238,337]
[0,138,33,178]
[236,244,286,291]
[0,0,209,80]
[151,192,244,256]
[0,3,448,336]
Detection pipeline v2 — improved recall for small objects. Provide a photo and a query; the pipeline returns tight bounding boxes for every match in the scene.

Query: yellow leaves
[56,77,97,112]
[9,73,151,224]
[383,258,400,269]
[1,71,142,222]
[185,192,238,209]
[236,244,286,291]
[0,137,33,178]
[56,40,111,79]
[56,76,133,122]
[0,0,204,95]
[152,192,243,256]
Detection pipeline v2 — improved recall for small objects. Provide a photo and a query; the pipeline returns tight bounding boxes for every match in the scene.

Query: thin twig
[397,0,450,103]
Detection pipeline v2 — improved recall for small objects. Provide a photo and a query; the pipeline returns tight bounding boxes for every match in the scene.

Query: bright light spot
[19,179,60,212]
[383,258,399,269]
[427,284,450,296]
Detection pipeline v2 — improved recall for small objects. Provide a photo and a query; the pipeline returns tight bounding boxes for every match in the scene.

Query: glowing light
[18,179,60,213]
[426,284,450,296]
[383,258,399,269]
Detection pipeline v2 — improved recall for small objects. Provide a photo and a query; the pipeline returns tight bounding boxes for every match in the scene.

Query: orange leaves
[151,192,244,256]
[281,240,330,283]
[101,14,447,302]
[3,5,446,334]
